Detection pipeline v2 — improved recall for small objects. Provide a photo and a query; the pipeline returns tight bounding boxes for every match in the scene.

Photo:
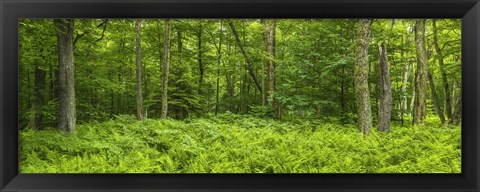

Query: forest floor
[19,113,461,173]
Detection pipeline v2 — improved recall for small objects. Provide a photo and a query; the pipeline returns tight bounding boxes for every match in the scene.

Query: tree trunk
[400,59,411,125]
[265,19,276,108]
[432,19,452,122]
[215,20,223,116]
[198,26,204,95]
[228,21,263,94]
[413,19,428,125]
[160,19,171,119]
[33,63,46,130]
[354,19,373,136]
[428,70,445,123]
[54,19,76,133]
[452,94,462,125]
[378,42,392,132]
[135,19,144,120]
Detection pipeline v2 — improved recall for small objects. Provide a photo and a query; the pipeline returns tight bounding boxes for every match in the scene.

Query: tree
[432,19,452,122]
[354,19,373,136]
[135,19,144,120]
[413,19,427,125]
[378,42,392,132]
[32,61,46,130]
[160,19,171,119]
[197,24,204,95]
[214,20,223,116]
[228,20,263,95]
[54,19,76,133]
[265,19,276,108]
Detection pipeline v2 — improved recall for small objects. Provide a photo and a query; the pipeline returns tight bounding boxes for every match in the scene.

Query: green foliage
[20,115,460,173]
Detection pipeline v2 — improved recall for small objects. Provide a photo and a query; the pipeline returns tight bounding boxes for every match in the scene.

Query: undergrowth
[19,113,461,173]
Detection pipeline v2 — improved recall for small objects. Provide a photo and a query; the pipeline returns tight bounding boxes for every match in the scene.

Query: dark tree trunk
[451,95,462,125]
[198,26,204,95]
[33,64,46,130]
[378,42,392,132]
[413,19,428,125]
[160,19,171,119]
[215,20,223,116]
[135,19,144,120]
[354,19,373,136]
[433,19,452,122]
[428,70,446,123]
[54,19,76,133]
[49,62,54,101]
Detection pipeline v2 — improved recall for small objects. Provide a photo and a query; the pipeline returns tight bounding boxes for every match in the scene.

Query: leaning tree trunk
[54,19,76,133]
[135,19,144,120]
[378,42,392,133]
[160,19,171,119]
[413,19,428,125]
[354,19,373,136]
[228,21,263,95]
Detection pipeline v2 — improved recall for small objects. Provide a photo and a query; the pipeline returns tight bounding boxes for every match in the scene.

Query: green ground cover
[19,114,461,173]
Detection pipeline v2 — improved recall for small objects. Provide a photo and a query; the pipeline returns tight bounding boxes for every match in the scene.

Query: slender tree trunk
[33,63,46,130]
[135,19,144,120]
[410,69,416,118]
[449,82,462,125]
[198,25,204,95]
[428,70,445,123]
[452,94,462,125]
[354,19,373,136]
[215,20,223,116]
[49,62,54,101]
[225,44,235,112]
[54,19,76,133]
[413,19,428,125]
[378,42,392,132]
[228,21,263,94]
[160,19,171,119]
[265,19,276,108]
[400,32,411,125]
[432,19,452,122]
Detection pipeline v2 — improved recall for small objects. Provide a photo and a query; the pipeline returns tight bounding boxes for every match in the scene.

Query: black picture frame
[1,0,479,191]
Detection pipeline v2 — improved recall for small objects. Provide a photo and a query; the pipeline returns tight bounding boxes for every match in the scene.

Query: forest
[19,19,461,173]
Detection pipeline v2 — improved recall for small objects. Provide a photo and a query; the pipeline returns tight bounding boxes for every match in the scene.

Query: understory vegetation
[20,114,461,173]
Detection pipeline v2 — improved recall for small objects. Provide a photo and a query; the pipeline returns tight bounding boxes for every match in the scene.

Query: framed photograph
[1,0,479,191]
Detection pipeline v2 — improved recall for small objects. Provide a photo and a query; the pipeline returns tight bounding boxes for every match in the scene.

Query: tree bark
[135,19,144,120]
[198,25,204,95]
[228,21,263,95]
[428,69,446,123]
[378,42,392,132]
[432,19,452,122]
[33,63,46,130]
[54,19,76,133]
[452,94,461,125]
[160,19,171,119]
[413,19,428,125]
[215,20,223,116]
[265,19,276,108]
[354,19,373,136]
